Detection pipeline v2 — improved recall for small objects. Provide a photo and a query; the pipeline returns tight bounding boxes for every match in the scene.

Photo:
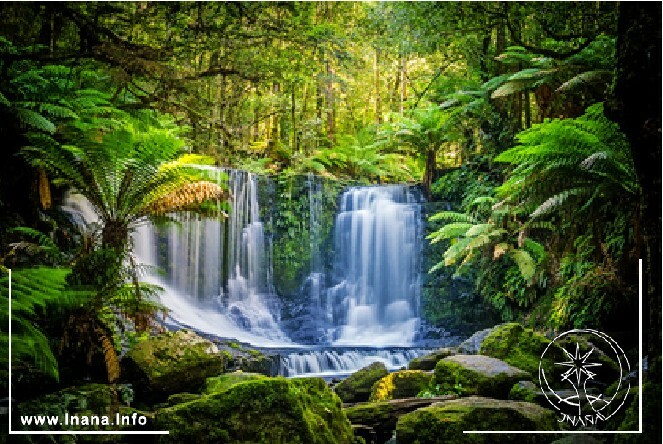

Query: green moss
[369,370,432,401]
[508,381,539,403]
[167,393,201,406]
[203,372,266,394]
[122,330,227,399]
[156,377,354,444]
[248,349,263,358]
[396,397,559,444]
[434,355,530,399]
[479,323,553,375]
[334,362,389,403]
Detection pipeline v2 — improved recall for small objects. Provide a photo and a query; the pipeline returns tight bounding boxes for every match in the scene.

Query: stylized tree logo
[555,342,603,415]
[539,329,631,427]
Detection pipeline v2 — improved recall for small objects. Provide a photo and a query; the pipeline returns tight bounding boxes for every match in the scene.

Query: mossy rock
[203,371,266,394]
[369,370,431,401]
[156,377,354,444]
[408,348,456,371]
[167,392,202,406]
[478,323,554,376]
[334,362,388,403]
[345,396,453,444]
[434,355,530,399]
[458,326,500,354]
[396,396,559,444]
[122,329,227,399]
[236,352,278,376]
[508,380,543,403]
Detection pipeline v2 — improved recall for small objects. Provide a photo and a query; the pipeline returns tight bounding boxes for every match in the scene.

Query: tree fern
[495,103,637,220]
[0,268,92,381]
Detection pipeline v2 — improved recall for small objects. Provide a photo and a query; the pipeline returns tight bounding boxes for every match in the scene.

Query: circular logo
[539,329,630,427]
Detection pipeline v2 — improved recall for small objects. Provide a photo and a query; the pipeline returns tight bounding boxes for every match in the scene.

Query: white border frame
[7,268,169,436]
[463,258,644,435]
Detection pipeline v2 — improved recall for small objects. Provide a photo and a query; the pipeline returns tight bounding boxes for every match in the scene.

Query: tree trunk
[101,220,129,250]
[291,84,297,152]
[609,14,661,442]
[423,148,436,200]
[399,55,407,113]
[609,2,661,366]
[374,48,381,126]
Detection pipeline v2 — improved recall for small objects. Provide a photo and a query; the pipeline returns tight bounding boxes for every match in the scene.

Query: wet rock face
[156,377,355,444]
[334,362,389,403]
[434,354,531,399]
[396,396,559,444]
[121,330,227,400]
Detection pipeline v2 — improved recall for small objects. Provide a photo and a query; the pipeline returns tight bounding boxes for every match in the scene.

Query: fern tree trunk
[102,220,129,250]
[423,148,436,200]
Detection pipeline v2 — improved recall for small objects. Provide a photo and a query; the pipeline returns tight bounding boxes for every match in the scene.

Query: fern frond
[429,211,475,223]
[509,249,536,281]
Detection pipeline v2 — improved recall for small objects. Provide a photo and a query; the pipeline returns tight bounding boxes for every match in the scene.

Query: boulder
[334,362,388,403]
[369,370,432,401]
[396,396,559,444]
[478,323,554,375]
[434,354,530,399]
[408,348,456,370]
[457,326,499,354]
[122,330,227,399]
[344,396,455,444]
[219,341,279,376]
[156,377,354,444]
[203,371,266,394]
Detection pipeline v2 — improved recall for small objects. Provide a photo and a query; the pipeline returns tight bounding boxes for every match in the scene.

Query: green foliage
[426,103,638,328]
[495,103,637,221]
[0,268,92,381]
[490,36,616,101]
[3,226,65,267]
[417,378,464,398]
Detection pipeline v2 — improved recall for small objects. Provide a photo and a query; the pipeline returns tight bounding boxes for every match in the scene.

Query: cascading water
[62,171,434,374]
[328,185,422,347]
[280,348,430,378]
[133,169,291,346]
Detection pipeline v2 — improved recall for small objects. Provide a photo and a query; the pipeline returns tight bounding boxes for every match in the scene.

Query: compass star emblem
[556,342,602,388]
[539,329,630,427]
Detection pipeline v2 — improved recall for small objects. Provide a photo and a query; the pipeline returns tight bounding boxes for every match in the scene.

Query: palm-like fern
[494,103,637,222]
[489,37,615,115]
[427,209,544,283]
[22,118,228,249]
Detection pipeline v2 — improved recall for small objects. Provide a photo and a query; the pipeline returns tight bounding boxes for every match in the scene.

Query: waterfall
[133,169,291,346]
[280,348,430,377]
[328,185,422,347]
[62,171,428,356]
[307,173,325,309]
